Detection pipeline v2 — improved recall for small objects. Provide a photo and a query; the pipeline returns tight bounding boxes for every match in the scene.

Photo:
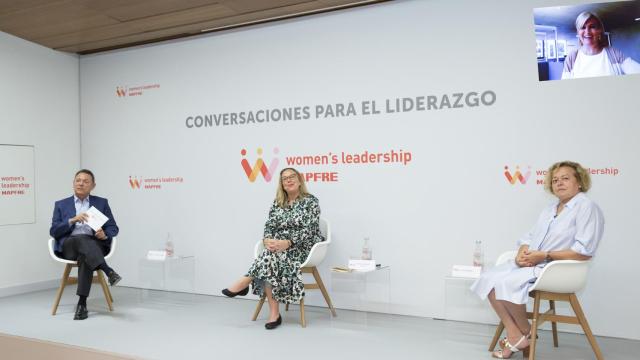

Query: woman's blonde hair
[544,161,591,194]
[575,11,608,48]
[275,167,309,208]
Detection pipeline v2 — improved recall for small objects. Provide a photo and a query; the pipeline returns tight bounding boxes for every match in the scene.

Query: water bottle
[362,237,372,260]
[165,232,174,257]
[473,240,484,268]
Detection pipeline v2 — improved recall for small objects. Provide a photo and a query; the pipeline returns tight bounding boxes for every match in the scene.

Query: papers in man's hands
[86,206,108,231]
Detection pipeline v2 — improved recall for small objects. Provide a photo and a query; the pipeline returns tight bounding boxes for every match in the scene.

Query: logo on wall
[503,163,620,187]
[114,83,160,98]
[504,165,531,185]
[129,176,141,189]
[241,147,280,182]
[128,175,183,190]
[116,86,127,97]
[1,176,31,196]
[238,147,413,183]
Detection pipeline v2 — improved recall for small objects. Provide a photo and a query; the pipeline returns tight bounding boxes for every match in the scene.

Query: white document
[451,265,482,279]
[86,206,108,231]
[146,250,167,261]
[348,259,376,272]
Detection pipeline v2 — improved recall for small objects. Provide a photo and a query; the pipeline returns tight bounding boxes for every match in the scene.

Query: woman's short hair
[544,161,591,194]
[275,167,309,208]
[575,11,608,48]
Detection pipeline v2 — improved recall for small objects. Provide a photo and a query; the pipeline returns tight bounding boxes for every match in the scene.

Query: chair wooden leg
[300,297,306,328]
[489,321,505,351]
[106,284,114,303]
[100,271,114,303]
[529,291,542,360]
[311,267,337,317]
[252,296,266,321]
[569,294,604,360]
[97,270,113,311]
[549,299,559,347]
[51,264,72,315]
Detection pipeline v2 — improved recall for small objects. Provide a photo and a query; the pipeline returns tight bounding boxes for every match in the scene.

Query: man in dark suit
[50,169,121,320]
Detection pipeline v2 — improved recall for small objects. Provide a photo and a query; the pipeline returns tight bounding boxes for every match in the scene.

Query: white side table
[330,266,390,328]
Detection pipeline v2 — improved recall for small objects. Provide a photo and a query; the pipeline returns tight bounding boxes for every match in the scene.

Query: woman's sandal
[492,335,530,359]
[499,331,537,349]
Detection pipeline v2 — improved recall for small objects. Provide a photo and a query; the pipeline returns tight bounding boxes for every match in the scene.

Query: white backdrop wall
[79,0,639,339]
[0,31,80,294]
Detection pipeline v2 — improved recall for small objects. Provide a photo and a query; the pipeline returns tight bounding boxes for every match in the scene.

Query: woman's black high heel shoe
[265,314,282,330]
[221,286,249,298]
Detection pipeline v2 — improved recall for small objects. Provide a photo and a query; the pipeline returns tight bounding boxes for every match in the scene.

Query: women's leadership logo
[241,147,280,182]
[129,176,141,189]
[116,86,127,97]
[504,165,531,185]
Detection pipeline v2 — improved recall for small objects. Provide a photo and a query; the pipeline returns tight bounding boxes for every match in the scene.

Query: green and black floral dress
[246,194,324,304]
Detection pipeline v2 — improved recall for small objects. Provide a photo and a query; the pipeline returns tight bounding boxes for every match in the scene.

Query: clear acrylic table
[330,266,390,328]
[443,275,497,323]
[139,255,195,293]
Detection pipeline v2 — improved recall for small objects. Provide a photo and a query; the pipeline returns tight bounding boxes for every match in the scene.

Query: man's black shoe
[108,271,122,286]
[74,304,88,320]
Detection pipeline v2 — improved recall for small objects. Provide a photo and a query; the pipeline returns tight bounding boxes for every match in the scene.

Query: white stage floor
[0,287,637,360]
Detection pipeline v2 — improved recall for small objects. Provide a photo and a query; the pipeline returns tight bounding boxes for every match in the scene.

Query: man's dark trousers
[60,235,110,297]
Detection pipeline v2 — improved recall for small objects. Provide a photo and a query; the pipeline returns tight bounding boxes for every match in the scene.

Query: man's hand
[95,228,107,240]
[70,213,89,224]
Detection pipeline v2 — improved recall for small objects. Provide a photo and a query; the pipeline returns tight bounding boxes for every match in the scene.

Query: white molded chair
[489,251,603,360]
[48,237,117,315]
[251,218,337,327]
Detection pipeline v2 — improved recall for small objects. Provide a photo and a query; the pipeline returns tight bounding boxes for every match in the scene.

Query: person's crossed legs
[61,235,121,320]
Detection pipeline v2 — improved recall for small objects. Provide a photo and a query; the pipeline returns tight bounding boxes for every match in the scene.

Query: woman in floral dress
[222,167,324,329]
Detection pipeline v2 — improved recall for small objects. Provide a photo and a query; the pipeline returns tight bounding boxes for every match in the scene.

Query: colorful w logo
[241,148,279,182]
[116,86,127,97]
[504,165,531,185]
[129,176,141,189]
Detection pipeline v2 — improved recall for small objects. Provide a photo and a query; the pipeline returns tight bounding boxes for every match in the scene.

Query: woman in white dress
[562,11,640,79]
[471,161,604,358]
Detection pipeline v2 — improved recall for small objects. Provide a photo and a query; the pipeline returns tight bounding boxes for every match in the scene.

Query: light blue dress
[470,192,604,304]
